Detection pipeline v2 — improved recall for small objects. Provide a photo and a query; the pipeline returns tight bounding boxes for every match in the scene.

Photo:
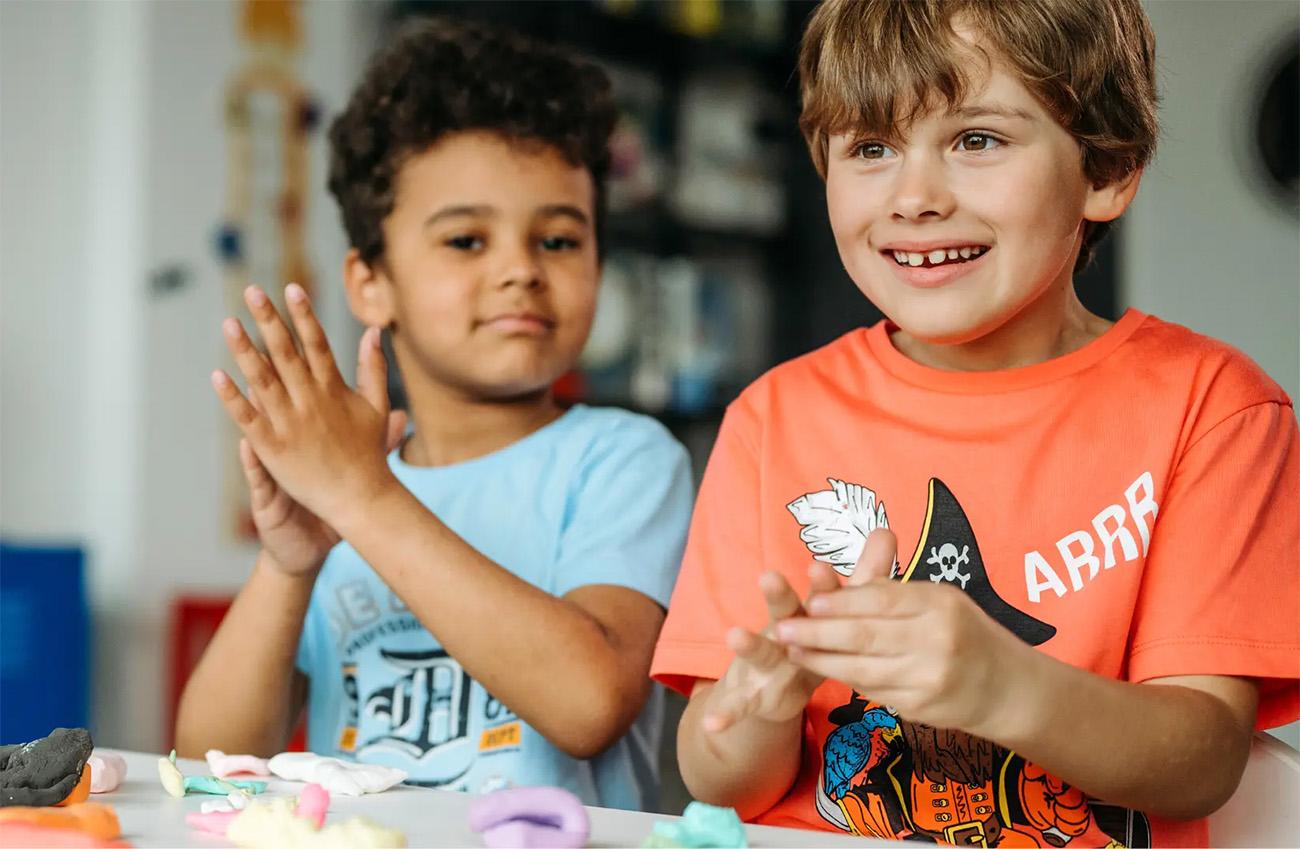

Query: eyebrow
[423,203,590,229]
[947,103,1037,122]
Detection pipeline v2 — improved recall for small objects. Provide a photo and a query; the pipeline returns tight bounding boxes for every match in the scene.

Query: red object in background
[167,595,306,752]
[553,370,586,405]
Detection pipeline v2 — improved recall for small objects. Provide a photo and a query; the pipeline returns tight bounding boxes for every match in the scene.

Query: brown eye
[959,133,1000,152]
[853,141,895,160]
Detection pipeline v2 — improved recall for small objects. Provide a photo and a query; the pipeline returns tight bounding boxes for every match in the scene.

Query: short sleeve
[650,401,767,696]
[551,417,694,609]
[1127,401,1300,729]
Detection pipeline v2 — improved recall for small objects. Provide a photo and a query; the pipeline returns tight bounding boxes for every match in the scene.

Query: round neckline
[390,403,586,473]
[863,309,1148,394]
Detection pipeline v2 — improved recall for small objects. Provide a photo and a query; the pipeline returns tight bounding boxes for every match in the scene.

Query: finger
[238,438,277,508]
[223,317,292,418]
[785,646,913,691]
[211,370,271,443]
[773,616,906,657]
[726,626,791,670]
[355,326,390,415]
[244,286,312,394]
[385,410,408,453]
[807,581,921,619]
[806,561,842,598]
[849,527,898,586]
[284,283,344,387]
[759,570,806,624]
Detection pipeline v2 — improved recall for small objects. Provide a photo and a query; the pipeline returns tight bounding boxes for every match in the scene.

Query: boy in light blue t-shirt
[175,18,692,813]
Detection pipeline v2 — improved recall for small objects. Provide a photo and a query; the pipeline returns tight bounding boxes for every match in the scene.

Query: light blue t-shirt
[295,405,693,811]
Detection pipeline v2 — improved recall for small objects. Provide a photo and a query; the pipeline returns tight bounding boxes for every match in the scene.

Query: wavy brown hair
[328,17,617,265]
[798,0,1158,270]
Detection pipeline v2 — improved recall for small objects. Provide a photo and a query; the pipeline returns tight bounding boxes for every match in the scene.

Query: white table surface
[93,751,892,848]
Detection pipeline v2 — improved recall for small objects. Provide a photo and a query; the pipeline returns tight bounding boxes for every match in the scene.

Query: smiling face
[346,130,599,401]
[824,41,1138,352]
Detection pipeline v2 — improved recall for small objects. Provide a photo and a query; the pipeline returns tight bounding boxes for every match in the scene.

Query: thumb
[385,409,408,452]
[356,326,390,414]
[849,528,897,586]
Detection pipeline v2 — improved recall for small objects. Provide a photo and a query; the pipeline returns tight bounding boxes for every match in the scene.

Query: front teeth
[892,246,987,267]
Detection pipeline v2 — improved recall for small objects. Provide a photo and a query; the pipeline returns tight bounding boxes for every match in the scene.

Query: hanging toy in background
[0,728,93,808]
[214,0,320,543]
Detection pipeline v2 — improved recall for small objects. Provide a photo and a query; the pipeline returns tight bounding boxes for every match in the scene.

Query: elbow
[549,686,643,761]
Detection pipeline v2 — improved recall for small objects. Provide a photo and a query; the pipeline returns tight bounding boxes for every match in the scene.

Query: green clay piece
[184,776,267,796]
[158,750,185,798]
[643,802,747,849]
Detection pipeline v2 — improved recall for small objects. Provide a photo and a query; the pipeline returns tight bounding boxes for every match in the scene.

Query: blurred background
[1,0,1296,812]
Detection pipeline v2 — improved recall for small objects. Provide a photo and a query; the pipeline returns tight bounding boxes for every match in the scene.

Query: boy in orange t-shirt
[650,1,1300,846]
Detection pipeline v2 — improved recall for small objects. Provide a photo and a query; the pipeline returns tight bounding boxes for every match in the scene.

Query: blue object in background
[0,542,89,744]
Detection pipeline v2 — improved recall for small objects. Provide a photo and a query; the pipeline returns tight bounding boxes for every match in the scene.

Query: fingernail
[223,318,240,338]
[286,283,306,303]
[246,286,267,306]
[808,597,830,615]
[775,622,795,642]
[787,645,804,661]
[210,370,227,387]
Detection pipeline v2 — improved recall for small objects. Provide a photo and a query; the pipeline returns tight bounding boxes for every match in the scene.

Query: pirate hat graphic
[897,478,1056,646]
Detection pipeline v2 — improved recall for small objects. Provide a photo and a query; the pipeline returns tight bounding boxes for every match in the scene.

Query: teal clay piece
[642,802,747,848]
[183,776,267,795]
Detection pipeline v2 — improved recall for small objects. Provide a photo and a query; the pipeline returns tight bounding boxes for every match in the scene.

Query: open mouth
[887,245,990,269]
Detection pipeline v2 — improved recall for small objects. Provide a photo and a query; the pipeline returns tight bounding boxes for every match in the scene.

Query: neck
[891,279,1112,372]
[398,376,565,468]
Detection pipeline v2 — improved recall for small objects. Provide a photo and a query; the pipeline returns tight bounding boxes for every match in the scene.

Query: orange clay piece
[0,802,121,841]
[55,765,93,807]
[0,822,131,848]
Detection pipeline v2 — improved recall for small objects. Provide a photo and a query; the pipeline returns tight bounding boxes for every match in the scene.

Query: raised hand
[211,284,402,534]
[700,563,843,733]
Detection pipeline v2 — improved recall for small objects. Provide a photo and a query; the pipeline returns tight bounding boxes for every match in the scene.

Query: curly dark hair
[327,16,618,265]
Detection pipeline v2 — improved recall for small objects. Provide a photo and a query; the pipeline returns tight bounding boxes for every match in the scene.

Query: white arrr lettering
[1056,530,1100,591]
[1125,471,1159,556]
[1092,503,1139,569]
[1025,550,1068,603]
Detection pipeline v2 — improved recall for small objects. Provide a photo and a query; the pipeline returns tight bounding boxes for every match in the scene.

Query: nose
[493,240,545,291]
[889,153,956,223]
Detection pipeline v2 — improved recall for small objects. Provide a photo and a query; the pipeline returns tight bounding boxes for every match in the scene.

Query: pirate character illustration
[789,478,1150,848]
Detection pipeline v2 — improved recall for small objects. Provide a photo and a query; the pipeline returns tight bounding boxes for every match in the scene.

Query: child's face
[824,44,1132,348]
[353,131,599,400]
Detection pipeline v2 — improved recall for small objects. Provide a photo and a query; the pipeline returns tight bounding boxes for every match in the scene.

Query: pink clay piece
[185,810,240,837]
[294,783,329,829]
[204,750,271,778]
[87,752,127,794]
[468,787,589,849]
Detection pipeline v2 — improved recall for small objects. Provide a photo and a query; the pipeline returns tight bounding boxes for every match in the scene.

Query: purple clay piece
[481,820,588,849]
[469,786,589,849]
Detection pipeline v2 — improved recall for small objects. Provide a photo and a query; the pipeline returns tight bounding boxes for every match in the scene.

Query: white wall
[1124,0,1300,749]
[1,0,378,751]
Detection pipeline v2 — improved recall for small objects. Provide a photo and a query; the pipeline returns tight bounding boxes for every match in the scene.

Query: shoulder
[1125,314,1293,416]
[561,405,690,474]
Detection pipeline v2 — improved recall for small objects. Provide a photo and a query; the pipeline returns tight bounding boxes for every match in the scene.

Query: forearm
[985,654,1255,819]
[175,552,313,758]
[334,480,643,758]
[677,683,804,820]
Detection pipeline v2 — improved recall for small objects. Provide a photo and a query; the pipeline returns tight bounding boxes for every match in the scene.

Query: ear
[1083,167,1143,223]
[343,248,395,328]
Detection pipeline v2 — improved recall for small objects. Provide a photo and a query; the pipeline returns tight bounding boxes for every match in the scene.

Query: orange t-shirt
[651,310,1299,848]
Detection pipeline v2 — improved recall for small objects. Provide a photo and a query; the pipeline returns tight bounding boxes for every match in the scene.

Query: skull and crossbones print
[927,542,971,589]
